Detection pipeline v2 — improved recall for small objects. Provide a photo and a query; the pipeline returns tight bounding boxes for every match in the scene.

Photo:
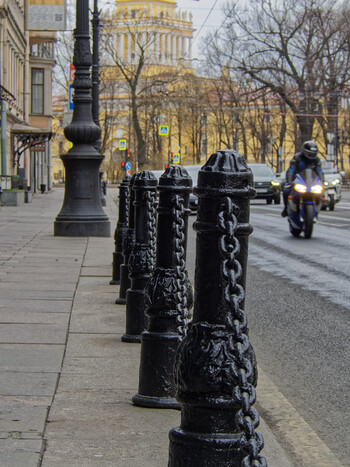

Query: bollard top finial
[202,149,249,174]
[158,165,192,190]
[134,170,158,188]
[195,149,255,198]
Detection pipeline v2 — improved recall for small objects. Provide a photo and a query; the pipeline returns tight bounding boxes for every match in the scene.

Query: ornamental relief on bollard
[122,230,135,256]
[128,243,154,274]
[174,322,257,397]
[145,268,193,312]
[116,225,127,247]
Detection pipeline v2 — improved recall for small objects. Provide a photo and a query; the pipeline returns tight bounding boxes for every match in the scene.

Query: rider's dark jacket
[285,152,323,185]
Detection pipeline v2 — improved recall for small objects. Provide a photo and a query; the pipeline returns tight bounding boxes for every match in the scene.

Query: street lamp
[91,0,107,206]
[54,0,110,237]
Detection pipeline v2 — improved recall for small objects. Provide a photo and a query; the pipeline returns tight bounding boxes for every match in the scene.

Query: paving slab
[72,289,117,307]
[0,395,50,432]
[0,311,69,325]
[0,290,74,301]
[0,300,72,313]
[0,323,68,344]
[58,354,140,392]
[0,272,79,283]
[80,266,112,277]
[0,282,76,292]
[44,389,180,467]
[0,344,65,371]
[70,308,125,334]
[0,372,58,397]
[64,332,129,359]
[0,438,42,467]
[0,265,82,274]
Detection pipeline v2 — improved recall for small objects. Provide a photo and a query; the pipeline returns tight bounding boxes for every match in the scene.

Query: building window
[30,43,53,59]
[32,68,44,114]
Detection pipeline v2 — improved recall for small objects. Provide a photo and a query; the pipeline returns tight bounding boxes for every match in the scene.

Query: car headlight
[311,184,324,194]
[332,179,340,185]
[294,183,307,193]
[271,180,280,186]
[324,181,329,186]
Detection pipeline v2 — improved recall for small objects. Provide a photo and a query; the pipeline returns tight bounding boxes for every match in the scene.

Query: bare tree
[52,0,76,94]
[203,0,350,155]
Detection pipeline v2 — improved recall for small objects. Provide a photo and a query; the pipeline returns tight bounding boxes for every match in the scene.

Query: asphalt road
[246,189,350,463]
[185,189,350,464]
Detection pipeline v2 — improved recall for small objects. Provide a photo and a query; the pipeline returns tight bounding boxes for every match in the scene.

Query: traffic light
[165,164,169,169]
[121,161,126,171]
[127,149,131,161]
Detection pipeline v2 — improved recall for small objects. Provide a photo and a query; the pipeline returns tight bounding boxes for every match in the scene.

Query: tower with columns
[113,0,194,66]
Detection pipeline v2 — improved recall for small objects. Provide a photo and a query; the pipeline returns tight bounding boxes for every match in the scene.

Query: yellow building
[52,0,350,182]
[99,0,199,177]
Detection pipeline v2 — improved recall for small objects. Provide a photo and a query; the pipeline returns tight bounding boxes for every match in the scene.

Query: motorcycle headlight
[311,184,324,194]
[271,180,280,186]
[294,183,307,193]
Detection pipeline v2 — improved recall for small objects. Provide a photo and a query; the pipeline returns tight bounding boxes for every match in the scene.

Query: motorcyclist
[281,140,323,217]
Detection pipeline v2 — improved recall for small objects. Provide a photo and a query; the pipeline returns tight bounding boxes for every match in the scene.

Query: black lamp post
[54,0,110,237]
[91,0,107,207]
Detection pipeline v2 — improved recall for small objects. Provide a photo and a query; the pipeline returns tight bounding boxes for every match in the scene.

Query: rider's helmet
[302,141,318,160]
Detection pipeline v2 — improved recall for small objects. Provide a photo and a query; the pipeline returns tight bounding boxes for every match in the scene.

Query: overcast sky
[176,0,227,61]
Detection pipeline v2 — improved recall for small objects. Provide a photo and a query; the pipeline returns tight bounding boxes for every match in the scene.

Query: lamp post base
[54,152,110,238]
[54,218,110,237]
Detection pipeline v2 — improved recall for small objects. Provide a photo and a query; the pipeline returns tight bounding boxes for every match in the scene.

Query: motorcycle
[287,168,325,239]
[321,174,342,211]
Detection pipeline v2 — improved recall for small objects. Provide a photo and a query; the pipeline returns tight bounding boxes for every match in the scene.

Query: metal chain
[125,180,131,228]
[122,182,133,256]
[124,181,129,225]
[218,196,267,467]
[145,189,157,269]
[174,194,189,340]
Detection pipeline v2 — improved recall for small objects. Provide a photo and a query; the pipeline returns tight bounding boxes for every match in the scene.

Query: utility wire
[192,0,220,45]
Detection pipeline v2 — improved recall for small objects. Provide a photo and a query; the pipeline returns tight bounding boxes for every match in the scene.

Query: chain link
[145,189,157,269]
[218,196,267,467]
[174,194,189,340]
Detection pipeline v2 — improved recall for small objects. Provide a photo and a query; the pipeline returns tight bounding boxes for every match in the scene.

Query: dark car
[248,163,281,204]
[152,166,201,212]
[184,165,201,212]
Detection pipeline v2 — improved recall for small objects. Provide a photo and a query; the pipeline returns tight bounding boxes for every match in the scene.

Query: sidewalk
[0,188,293,466]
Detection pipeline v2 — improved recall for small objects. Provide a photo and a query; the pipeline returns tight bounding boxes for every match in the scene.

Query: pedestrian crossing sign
[159,125,169,136]
[119,139,127,150]
[173,153,180,164]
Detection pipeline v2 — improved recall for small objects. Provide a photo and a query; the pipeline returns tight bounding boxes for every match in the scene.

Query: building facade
[0,0,56,193]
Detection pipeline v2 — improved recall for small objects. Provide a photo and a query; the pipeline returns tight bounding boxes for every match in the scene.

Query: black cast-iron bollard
[132,166,193,409]
[121,171,157,343]
[168,150,267,466]
[115,174,136,305]
[110,175,130,285]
